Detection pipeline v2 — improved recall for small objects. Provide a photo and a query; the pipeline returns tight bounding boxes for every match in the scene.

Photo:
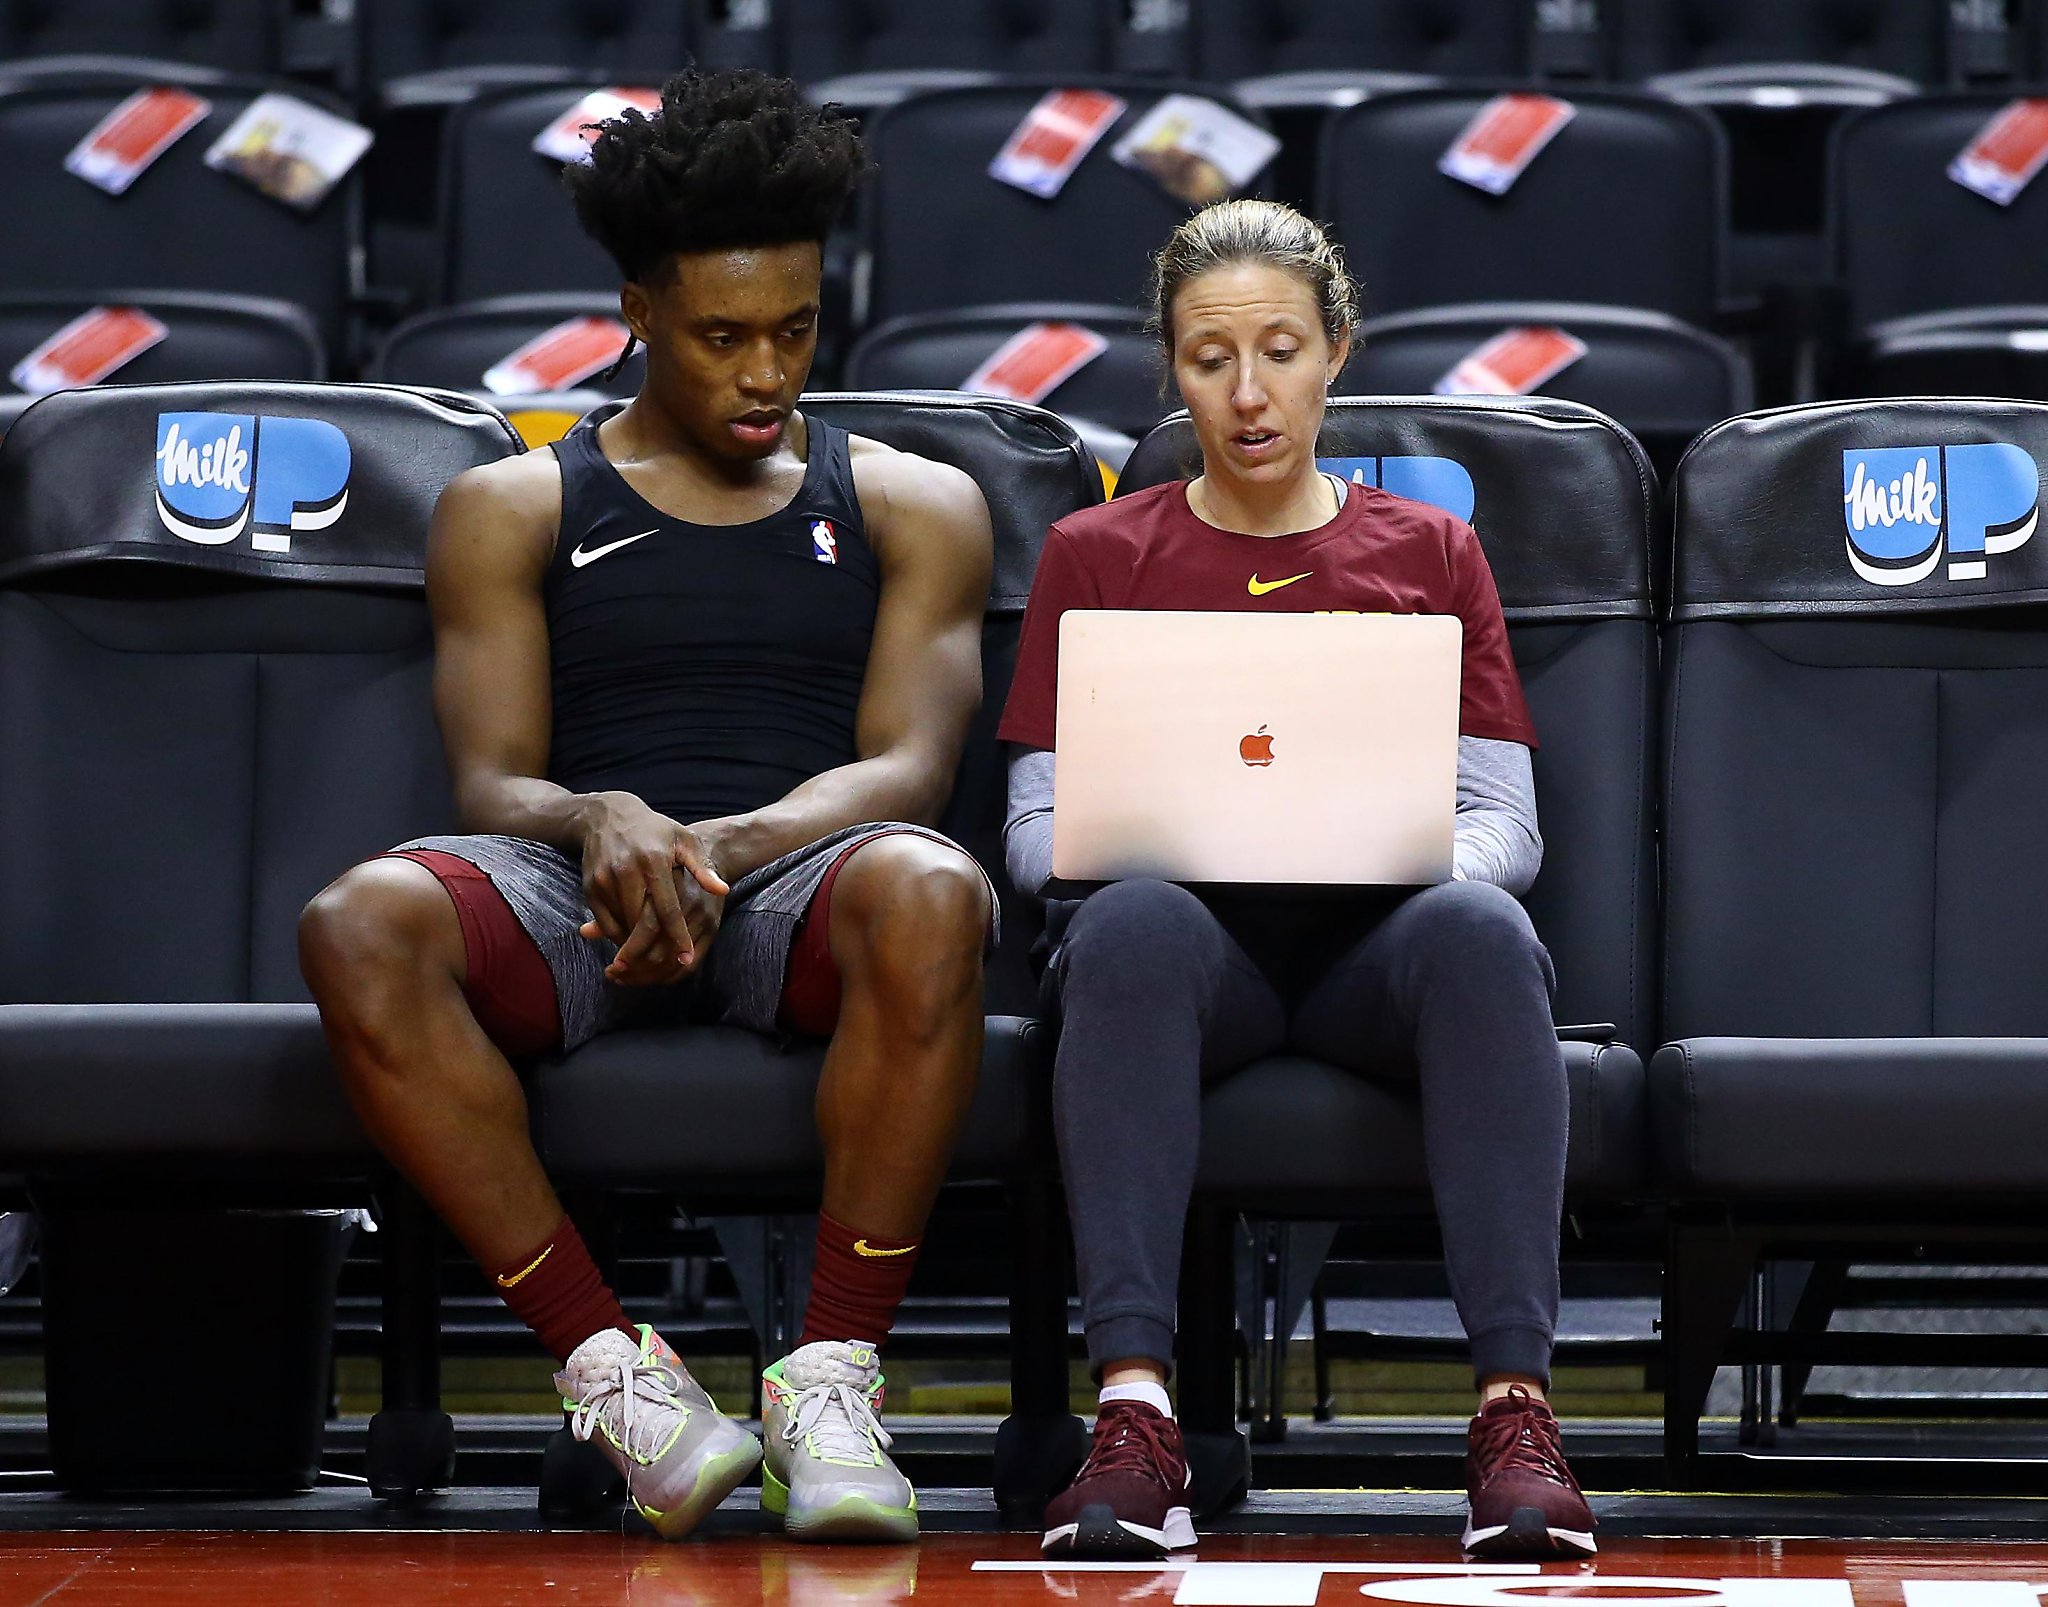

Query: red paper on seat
[482,316,633,395]
[10,306,169,393]
[963,322,1109,404]
[1435,326,1587,396]
[1439,94,1576,196]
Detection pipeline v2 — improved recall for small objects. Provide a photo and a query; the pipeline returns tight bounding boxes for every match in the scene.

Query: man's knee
[299,857,461,1006]
[831,835,990,983]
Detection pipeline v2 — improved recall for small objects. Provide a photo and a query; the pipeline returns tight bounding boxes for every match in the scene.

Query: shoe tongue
[782,1339,880,1390]
[561,1326,640,1384]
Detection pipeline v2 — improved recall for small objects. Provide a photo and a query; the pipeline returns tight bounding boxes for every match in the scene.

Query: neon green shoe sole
[761,1465,918,1543]
[635,1434,763,1541]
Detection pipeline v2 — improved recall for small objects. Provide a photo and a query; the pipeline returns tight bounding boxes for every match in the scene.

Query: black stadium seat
[781,0,1111,111]
[370,294,641,397]
[0,379,1095,1499]
[1188,0,1538,110]
[437,82,654,305]
[1654,397,2048,1477]
[1099,395,1657,1503]
[859,81,1270,328]
[1615,0,1948,87]
[0,379,521,1492]
[0,292,324,393]
[844,303,1164,440]
[1317,87,1727,326]
[1344,302,1752,480]
[1835,97,2048,397]
[0,2,286,78]
[365,0,693,107]
[0,72,358,348]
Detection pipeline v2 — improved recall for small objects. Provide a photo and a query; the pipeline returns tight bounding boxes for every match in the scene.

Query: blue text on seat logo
[1317,456,1475,524]
[155,412,351,553]
[1842,443,2039,586]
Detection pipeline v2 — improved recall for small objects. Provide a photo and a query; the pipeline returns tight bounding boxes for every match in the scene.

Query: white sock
[1099,1380,1173,1420]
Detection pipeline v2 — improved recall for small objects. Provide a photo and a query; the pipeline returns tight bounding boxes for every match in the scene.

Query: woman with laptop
[996,199,1592,1561]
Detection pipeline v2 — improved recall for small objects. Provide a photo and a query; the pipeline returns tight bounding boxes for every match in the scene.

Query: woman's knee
[1401,880,1551,984]
[1062,877,1212,962]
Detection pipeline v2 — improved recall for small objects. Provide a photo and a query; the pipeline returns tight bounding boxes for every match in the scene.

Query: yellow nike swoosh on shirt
[495,1245,554,1288]
[1248,571,1313,596]
[854,1239,916,1258]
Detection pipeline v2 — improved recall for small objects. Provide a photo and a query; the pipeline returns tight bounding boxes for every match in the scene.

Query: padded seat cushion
[0,1004,369,1177]
[535,1014,1045,1188]
[1195,1040,1644,1200]
[1653,1037,2048,1197]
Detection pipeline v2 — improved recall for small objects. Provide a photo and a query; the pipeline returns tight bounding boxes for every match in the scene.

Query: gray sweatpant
[1043,876,1567,1386]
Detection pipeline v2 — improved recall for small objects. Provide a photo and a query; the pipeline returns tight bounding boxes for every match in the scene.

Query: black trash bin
[37,1202,354,1493]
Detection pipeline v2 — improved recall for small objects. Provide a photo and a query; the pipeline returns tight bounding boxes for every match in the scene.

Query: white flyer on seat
[1111,94,1279,205]
[203,92,371,211]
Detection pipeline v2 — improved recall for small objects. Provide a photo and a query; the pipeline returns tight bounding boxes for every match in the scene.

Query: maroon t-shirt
[998,478,1538,751]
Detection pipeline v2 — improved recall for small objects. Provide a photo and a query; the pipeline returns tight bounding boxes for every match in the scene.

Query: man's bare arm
[694,440,994,882]
[427,456,719,969]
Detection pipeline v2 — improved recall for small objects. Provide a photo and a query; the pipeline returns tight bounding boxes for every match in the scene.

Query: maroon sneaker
[1463,1385,1597,1558]
[1041,1401,1196,1557]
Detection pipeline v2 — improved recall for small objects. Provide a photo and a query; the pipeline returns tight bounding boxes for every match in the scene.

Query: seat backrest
[1663,397,2048,1038]
[1835,97,2048,331]
[1116,395,1659,1048]
[1318,87,1725,325]
[0,381,521,1005]
[780,0,1110,82]
[860,80,1268,327]
[0,293,324,392]
[370,294,642,396]
[0,75,355,346]
[800,391,1102,1015]
[842,303,1166,440]
[1345,302,1751,480]
[440,84,645,303]
[0,2,281,73]
[1189,0,1533,80]
[366,0,691,87]
[1615,0,1946,81]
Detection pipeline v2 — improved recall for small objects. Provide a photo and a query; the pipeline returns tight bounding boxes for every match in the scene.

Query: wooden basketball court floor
[10,1500,2048,1605]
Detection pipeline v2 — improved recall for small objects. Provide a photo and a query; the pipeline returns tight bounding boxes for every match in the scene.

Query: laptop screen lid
[1051,610,1461,886]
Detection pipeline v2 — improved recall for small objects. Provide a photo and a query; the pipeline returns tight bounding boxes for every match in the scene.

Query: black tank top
[543,417,878,826]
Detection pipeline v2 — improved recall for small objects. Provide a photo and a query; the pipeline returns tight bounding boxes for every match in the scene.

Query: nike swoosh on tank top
[542,417,878,827]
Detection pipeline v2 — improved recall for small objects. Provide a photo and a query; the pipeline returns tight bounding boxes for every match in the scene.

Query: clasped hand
[578,795,731,986]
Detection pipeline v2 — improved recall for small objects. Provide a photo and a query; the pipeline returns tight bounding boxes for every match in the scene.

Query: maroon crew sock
[798,1210,921,1349]
[488,1214,633,1366]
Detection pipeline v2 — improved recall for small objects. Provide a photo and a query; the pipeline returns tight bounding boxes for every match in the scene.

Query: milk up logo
[154,411,351,553]
[1318,455,1477,523]
[1841,443,2039,586]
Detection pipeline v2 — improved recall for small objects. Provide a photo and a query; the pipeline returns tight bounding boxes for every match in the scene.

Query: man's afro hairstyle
[566,69,866,284]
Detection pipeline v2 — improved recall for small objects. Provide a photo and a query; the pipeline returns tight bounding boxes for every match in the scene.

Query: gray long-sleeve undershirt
[1002,736,1543,899]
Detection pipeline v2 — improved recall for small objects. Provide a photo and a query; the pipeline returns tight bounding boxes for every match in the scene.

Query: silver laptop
[1051,610,1462,886]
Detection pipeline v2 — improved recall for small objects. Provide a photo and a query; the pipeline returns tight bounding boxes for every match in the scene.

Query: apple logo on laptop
[1239,725,1275,767]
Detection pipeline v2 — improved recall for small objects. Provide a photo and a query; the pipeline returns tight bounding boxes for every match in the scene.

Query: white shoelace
[782,1379,892,1467]
[568,1357,685,1462]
